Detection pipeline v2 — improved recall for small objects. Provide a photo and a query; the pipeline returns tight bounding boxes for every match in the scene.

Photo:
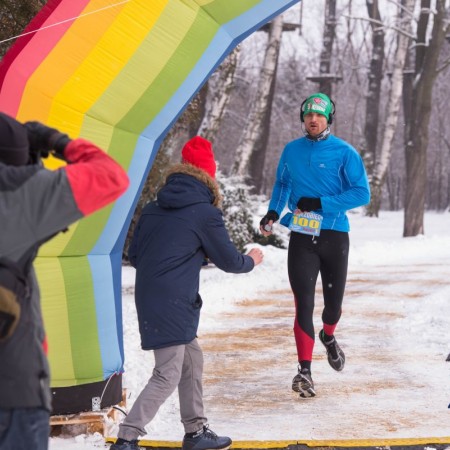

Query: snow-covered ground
[50,209,450,449]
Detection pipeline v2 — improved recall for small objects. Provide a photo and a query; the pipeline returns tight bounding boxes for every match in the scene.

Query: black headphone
[300,96,336,124]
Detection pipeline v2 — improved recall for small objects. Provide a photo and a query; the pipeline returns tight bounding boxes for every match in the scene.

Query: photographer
[0,112,129,450]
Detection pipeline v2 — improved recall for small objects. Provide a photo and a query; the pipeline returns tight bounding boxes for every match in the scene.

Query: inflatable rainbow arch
[0,0,299,412]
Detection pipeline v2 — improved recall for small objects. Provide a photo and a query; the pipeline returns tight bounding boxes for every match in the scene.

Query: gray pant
[118,338,207,440]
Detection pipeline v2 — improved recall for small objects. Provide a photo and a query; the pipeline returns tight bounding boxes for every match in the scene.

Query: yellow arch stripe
[48,0,170,135]
[84,0,205,135]
[17,0,130,126]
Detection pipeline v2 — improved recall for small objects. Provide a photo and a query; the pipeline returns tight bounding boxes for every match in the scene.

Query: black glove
[260,210,279,232]
[24,121,71,160]
[297,197,321,212]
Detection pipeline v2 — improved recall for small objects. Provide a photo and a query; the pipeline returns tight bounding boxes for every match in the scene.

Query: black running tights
[287,229,349,363]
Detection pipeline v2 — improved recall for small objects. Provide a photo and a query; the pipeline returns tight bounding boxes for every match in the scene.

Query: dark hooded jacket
[128,164,254,350]
[0,138,129,411]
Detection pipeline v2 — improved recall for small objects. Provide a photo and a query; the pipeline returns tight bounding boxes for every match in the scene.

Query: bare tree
[197,48,240,142]
[232,14,284,191]
[158,83,208,160]
[366,0,414,216]
[403,0,449,236]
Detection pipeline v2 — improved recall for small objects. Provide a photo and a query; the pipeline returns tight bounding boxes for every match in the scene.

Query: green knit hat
[302,93,333,121]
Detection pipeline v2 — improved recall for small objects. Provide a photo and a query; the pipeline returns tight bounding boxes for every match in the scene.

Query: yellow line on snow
[105,436,450,447]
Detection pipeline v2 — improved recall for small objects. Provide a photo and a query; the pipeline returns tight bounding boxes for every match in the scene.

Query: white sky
[49,208,450,449]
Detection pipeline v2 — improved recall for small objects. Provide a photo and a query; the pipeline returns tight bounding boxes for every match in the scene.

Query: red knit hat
[181,136,216,178]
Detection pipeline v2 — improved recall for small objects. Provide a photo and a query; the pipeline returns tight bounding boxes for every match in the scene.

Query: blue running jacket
[268,134,370,232]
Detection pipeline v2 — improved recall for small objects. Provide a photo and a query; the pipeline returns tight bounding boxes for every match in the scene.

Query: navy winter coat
[128,164,254,350]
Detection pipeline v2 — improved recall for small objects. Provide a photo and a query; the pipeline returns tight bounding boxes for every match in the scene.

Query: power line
[0,0,131,45]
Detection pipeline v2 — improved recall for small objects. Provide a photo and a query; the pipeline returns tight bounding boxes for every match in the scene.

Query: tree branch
[342,15,416,39]
[386,0,416,19]
[436,57,450,74]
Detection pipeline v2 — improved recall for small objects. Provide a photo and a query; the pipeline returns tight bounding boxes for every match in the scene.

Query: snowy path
[198,263,450,441]
[50,260,450,448]
[116,212,450,442]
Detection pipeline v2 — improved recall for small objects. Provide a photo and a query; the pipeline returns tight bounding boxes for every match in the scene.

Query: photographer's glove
[24,121,71,160]
[260,210,279,232]
[297,197,321,212]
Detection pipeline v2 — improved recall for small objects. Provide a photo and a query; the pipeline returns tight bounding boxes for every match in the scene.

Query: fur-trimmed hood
[158,163,222,208]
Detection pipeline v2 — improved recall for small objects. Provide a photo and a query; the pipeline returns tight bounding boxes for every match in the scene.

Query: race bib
[289,211,323,236]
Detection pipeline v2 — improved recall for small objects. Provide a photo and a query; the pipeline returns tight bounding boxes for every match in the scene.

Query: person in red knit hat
[112,136,264,450]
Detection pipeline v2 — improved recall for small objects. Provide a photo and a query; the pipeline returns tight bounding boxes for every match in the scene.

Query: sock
[185,427,204,438]
[322,330,334,343]
[300,360,311,372]
[323,321,338,337]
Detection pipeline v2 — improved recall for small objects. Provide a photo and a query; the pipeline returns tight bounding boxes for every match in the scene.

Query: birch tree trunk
[366,0,414,217]
[197,47,240,142]
[403,0,449,236]
[232,14,283,192]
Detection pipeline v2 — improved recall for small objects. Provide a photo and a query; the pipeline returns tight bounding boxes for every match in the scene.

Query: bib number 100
[289,212,323,236]
[292,216,321,229]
